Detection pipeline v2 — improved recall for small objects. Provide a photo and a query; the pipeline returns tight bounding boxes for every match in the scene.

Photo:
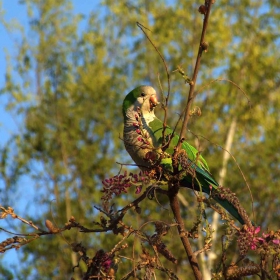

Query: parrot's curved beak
[149,95,159,110]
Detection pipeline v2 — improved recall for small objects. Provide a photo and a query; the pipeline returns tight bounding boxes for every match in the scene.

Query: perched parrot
[123,85,246,225]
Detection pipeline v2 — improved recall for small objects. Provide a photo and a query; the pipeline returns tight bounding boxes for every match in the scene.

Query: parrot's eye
[141,92,146,97]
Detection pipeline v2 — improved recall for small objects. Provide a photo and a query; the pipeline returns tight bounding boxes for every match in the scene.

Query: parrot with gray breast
[123,85,247,225]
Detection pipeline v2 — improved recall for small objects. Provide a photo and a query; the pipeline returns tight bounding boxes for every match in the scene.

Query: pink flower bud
[254,226,261,234]
[135,186,142,194]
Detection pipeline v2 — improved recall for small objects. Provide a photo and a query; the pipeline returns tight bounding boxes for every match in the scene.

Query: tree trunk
[200,117,237,279]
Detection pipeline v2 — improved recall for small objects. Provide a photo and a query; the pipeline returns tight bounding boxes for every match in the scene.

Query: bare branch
[175,1,214,158]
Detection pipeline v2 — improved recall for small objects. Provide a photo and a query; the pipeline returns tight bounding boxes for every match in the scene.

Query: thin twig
[195,77,251,107]
[136,22,170,104]
[188,130,254,223]
[136,21,170,146]
[0,206,41,231]
[175,1,213,156]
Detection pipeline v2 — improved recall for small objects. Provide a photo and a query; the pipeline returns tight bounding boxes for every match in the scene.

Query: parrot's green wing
[148,117,209,170]
[148,117,245,225]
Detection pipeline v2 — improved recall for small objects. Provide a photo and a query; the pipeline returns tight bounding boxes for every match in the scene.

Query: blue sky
[0,0,101,274]
[0,0,101,143]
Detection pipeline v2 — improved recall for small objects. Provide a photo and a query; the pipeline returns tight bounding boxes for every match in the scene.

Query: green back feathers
[148,118,210,172]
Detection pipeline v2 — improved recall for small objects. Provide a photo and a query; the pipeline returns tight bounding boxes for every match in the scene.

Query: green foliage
[0,0,279,279]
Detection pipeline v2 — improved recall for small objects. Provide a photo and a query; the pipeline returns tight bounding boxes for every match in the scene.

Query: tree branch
[168,182,203,280]
[175,1,213,155]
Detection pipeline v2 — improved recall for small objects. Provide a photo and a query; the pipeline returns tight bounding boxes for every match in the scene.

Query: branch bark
[169,184,203,280]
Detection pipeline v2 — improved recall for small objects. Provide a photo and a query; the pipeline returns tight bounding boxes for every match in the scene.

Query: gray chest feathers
[123,115,158,170]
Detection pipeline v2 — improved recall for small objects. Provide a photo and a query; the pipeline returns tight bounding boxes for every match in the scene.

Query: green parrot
[123,85,246,225]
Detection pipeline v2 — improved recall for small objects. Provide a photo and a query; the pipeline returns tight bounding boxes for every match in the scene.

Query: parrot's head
[122,85,159,119]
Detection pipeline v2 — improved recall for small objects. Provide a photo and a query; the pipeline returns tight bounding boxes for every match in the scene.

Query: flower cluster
[238,226,280,256]
[92,249,113,273]
[0,236,24,253]
[101,171,150,203]
[212,186,251,225]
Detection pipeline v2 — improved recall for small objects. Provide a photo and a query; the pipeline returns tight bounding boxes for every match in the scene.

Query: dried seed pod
[201,41,209,52]
[45,219,59,233]
[198,5,207,15]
